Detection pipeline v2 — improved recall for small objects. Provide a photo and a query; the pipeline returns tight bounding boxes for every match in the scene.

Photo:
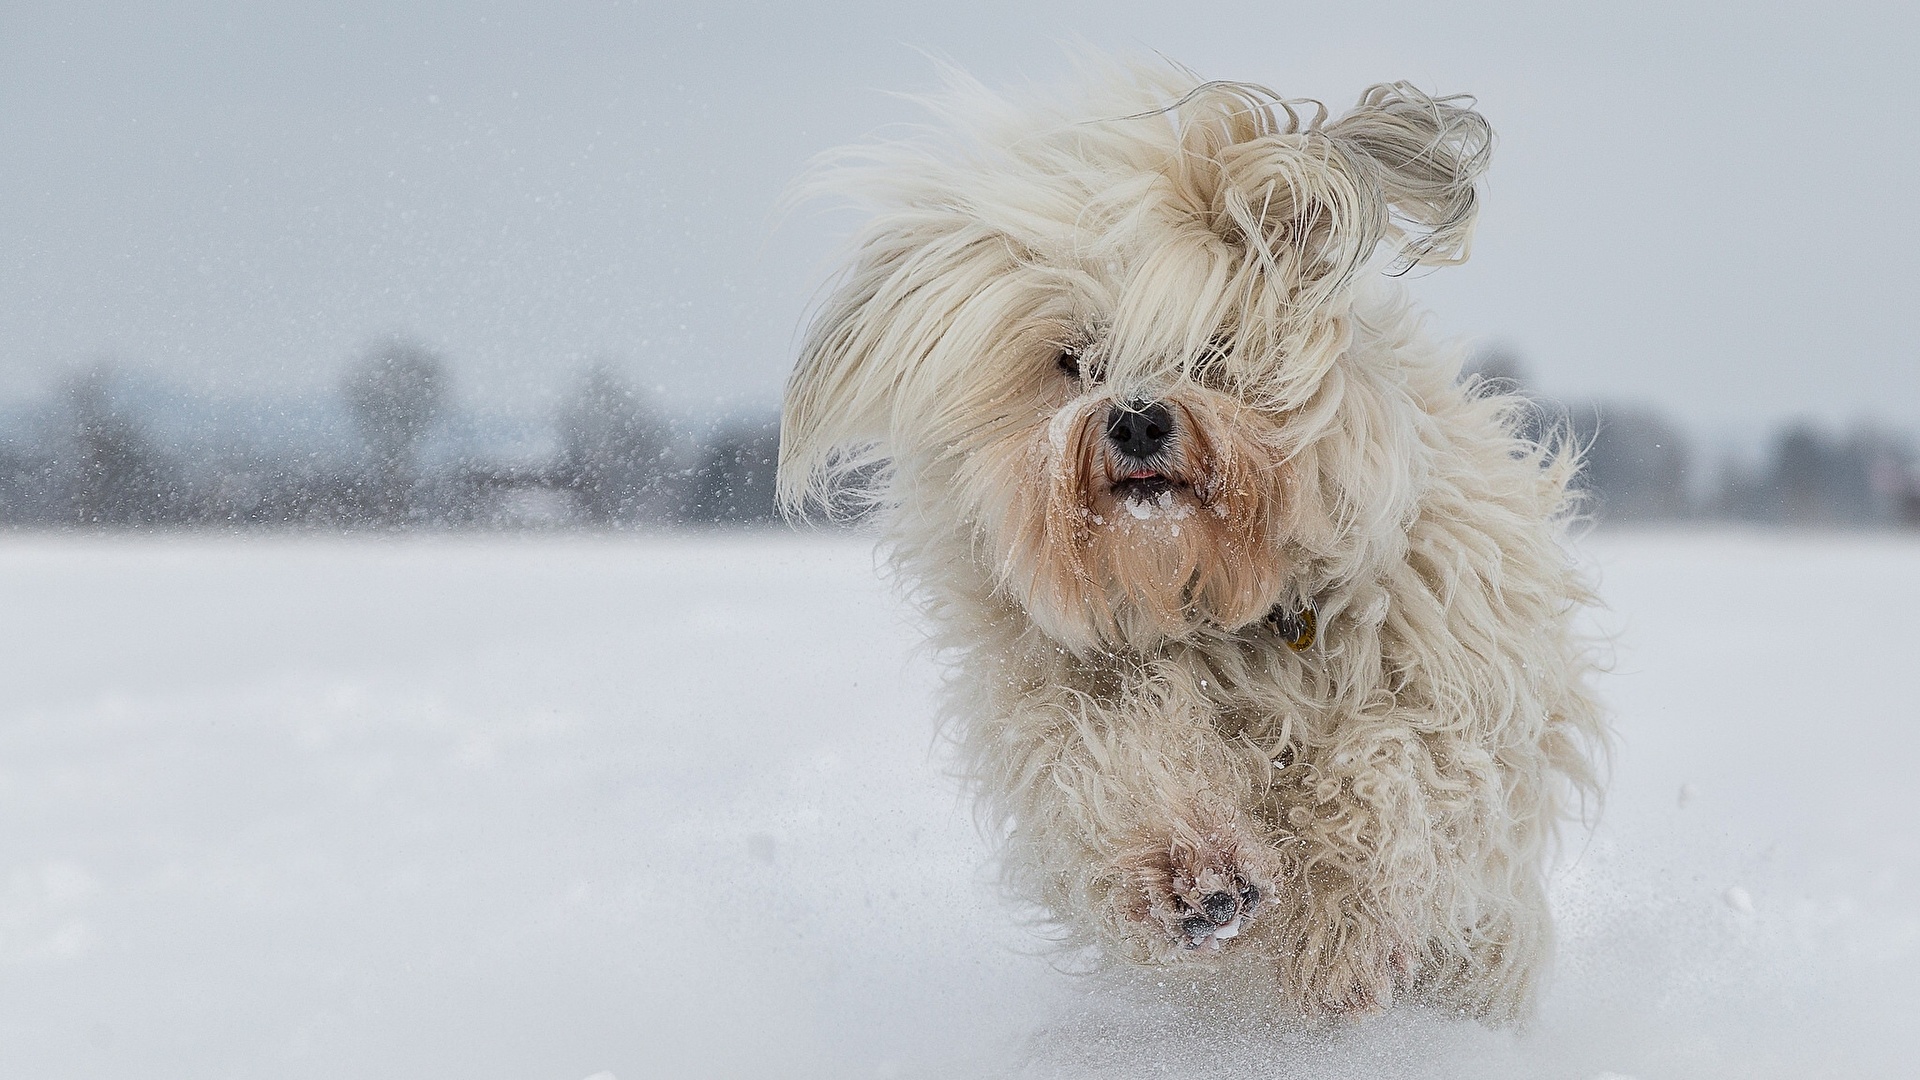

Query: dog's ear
[778,228,915,516]
[1180,81,1490,317]
[1324,82,1492,269]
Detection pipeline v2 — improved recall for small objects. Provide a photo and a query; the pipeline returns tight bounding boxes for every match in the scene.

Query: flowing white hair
[778,60,1494,515]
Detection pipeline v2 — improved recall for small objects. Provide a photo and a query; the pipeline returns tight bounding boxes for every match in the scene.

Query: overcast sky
[3,1,1916,438]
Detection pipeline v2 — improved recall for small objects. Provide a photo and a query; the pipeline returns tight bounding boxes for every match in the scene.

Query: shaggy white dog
[778,60,1606,1024]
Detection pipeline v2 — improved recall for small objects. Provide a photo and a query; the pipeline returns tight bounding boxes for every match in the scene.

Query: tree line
[0,339,783,530]
[2,342,1914,531]
[1467,350,1920,528]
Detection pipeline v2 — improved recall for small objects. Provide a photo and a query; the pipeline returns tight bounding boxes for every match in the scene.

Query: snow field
[0,530,1914,1078]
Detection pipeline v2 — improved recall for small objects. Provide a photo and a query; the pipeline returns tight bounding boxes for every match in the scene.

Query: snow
[1120,489,1194,524]
[0,529,1916,1078]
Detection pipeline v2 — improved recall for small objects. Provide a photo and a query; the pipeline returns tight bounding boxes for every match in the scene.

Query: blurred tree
[342,338,446,524]
[1766,423,1906,526]
[1712,453,1773,523]
[557,363,667,525]
[1876,437,1920,527]
[1899,477,1920,528]
[1831,428,1891,524]
[1570,403,1691,522]
[690,415,781,525]
[1462,347,1691,521]
[64,364,179,527]
[1772,423,1827,524]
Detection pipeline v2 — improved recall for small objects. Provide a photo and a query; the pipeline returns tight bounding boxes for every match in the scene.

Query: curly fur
[778,58,1606,1024]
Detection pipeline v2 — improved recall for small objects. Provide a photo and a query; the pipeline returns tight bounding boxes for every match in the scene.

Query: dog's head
[780,64,1492,651]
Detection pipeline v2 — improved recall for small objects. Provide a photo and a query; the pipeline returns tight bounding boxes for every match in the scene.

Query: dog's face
[782,66,1491,651]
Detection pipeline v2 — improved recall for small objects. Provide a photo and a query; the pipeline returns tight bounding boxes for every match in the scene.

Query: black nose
[1105,401,1173,459]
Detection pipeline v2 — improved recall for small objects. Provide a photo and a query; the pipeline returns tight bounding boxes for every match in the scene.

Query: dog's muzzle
[1105,400,1178,501]
[1105,401,1173,461]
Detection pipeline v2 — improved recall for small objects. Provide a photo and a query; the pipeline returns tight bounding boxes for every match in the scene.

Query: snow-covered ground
[0,530,1915,1079]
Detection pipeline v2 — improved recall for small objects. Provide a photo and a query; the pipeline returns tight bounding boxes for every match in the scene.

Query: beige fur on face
[777,58,1606,1026]
[987,382,1292,651]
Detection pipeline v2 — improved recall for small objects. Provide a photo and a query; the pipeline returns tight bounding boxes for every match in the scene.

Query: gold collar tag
[1269,601,1317,652]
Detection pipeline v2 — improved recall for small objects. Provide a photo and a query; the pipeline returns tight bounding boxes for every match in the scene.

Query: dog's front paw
[1114,816,1273,958]
[1171,874,1262,953]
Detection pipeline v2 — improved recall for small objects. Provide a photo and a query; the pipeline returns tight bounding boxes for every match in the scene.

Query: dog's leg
[1408,862,1552,1023]
[964,666,1281,963]
[1262,723,1549,1022]
[1265,873,1422,1020]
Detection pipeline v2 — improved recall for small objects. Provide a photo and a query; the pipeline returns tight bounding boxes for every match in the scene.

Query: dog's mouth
[1110,469,1177,503]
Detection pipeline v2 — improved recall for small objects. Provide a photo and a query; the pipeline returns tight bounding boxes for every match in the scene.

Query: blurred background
[4,4,1920,1079]
[4,0,1918,532]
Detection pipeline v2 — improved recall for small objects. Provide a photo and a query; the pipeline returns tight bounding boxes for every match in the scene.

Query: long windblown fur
[778,59,1605,1024]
